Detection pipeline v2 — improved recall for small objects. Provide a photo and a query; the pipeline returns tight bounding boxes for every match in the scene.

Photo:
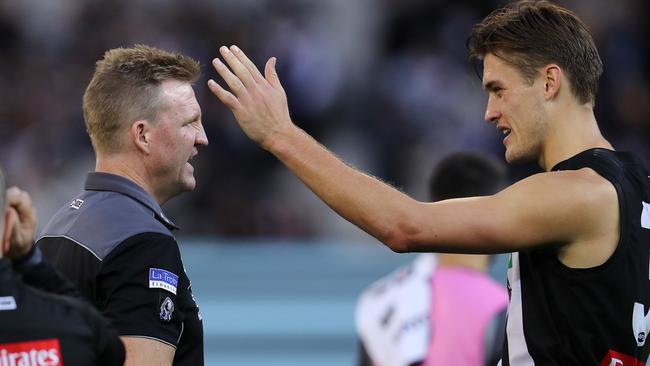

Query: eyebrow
[483,80,503,92]
[187,112,201,122]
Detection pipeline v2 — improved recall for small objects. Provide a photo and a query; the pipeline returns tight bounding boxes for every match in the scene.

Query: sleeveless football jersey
[501,148,650,366]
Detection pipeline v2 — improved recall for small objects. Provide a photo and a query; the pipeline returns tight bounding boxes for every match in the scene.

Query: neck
[95,154,165,204]
[539,104,612,171]
[438,253,490,273]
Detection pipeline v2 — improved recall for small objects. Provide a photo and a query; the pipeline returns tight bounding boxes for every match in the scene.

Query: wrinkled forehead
[159,80,197,103]
[158,80,201,116]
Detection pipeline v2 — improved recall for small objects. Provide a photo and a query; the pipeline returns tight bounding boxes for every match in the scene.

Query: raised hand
[5,186,37,260]
[208,46,295,149]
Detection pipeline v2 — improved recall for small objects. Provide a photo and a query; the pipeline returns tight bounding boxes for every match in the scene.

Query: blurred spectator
[355,153,508,366]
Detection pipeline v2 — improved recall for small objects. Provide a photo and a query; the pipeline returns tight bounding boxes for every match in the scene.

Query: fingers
[2,206,17,252]
[5,206,18,236]
[212,45,282,92]
[6,186,36,227]
[219,46,257,89]
[230,46,266,84]
[264,57,282,89]
[207,77,240,110]
[212,54,248,99]
[3,188,36,260]
[5,206,17,230]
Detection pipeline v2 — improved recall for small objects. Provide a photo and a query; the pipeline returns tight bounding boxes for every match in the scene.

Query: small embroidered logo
[160,297,174,322]
[70,199,84,210]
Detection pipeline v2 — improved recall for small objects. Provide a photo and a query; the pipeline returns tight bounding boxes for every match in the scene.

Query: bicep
[122,337,175,366]
[408,172,606,253]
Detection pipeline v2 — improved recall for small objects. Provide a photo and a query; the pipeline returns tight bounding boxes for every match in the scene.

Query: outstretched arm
[208,46,617,261]
[208,45,428,252]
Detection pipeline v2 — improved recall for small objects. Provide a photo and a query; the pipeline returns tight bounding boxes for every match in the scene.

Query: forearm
[266,126,418,252]
[122,337,174,366]
[210,47,422,252]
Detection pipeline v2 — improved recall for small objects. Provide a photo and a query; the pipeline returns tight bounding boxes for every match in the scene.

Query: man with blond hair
[38,45,208,366]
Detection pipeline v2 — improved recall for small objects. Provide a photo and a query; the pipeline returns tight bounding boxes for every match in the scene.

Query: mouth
[497,124,511,134]
[186,154,197,169]
[497,126,511,145]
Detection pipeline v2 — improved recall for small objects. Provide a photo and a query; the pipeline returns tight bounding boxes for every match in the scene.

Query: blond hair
[82,45,200,154]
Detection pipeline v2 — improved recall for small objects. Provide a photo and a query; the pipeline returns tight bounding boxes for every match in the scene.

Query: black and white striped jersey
[501,148,650,366]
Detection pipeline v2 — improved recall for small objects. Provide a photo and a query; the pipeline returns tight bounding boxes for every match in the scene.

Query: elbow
[387,240,410,253]
[378,222,419,253]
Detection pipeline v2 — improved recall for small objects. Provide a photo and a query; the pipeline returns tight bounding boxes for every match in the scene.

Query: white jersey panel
[355,254,437,366]
[504,252,535,366]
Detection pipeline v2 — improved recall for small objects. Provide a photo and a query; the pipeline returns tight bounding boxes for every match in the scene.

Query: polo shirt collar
[85,172,180,231]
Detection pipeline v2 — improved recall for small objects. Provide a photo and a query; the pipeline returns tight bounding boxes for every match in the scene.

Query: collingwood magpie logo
[160,297,174,322]
[633,302,650,347]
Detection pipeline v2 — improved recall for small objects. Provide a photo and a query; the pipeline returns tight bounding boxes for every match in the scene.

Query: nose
[195,122,209,146]
[484,96,500,124]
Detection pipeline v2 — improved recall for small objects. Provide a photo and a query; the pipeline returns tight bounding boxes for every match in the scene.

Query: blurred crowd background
[1,0,649,239]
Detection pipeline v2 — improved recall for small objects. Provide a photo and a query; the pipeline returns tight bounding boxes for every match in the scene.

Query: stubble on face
[483,54,549,165]
[149,81,202,202]
[504,95,548,165]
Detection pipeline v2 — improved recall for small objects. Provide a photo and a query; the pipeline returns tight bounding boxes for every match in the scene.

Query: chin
[180,182,195,192]
[504,149,517,164]
[505,149,537,165]
[183,177,197,191]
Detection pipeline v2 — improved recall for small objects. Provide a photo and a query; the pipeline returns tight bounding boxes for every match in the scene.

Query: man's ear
[1,209,15,257]
[130,120,152,155]
[542,64,562,100]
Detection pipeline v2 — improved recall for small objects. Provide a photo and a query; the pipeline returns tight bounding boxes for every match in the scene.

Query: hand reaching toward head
[208,46,295,150]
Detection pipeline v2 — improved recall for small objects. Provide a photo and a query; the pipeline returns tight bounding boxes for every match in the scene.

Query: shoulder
[38,191,173,260]
[499,168,616,216]
[477,168,617,249]
[106,232,180,262]
[507,168,613,195]
[514,169,619,266]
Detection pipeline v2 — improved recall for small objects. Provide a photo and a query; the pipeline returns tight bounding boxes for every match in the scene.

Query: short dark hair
[467,0,602,105]
[83,45,201,154]
[429,153,506,201]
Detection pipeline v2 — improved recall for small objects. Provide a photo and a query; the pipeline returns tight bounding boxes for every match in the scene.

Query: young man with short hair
[208,1,650,364]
